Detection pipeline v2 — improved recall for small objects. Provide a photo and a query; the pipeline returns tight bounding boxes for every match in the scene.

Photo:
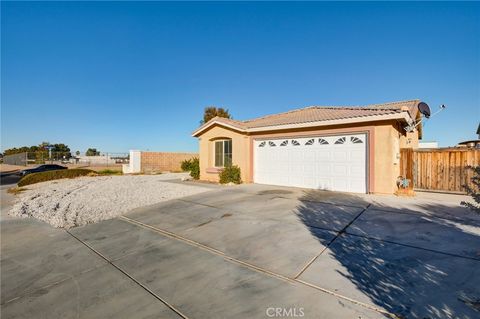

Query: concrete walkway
[2,183,480,318]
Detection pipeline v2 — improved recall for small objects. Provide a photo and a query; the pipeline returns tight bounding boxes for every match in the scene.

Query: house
[457,140,480,148]
[192,100,423,194]
[457,122,480,148]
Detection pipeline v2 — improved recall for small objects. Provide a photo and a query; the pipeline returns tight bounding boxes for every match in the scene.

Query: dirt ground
[0,164,26,173]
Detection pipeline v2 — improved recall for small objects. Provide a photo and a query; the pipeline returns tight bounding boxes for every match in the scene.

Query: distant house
[457,122,480,148]
[192,99,424,195]
[457,140,480,148]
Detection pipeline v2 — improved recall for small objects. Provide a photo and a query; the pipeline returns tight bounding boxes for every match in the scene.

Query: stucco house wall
[198,126,251,183]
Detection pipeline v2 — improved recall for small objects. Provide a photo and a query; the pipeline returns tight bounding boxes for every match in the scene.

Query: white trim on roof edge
[192,112,412,137]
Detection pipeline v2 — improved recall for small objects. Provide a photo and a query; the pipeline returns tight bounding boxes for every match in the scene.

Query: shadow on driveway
[296,190,480,319]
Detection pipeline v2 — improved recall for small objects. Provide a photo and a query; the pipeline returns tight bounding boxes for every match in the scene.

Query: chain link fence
[3,152,129,171]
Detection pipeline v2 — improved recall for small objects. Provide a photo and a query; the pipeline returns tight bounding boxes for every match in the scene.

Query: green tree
[86,148,100,156]
[76,151,80,156]
[52,143,71,159]
[200,106,232,125]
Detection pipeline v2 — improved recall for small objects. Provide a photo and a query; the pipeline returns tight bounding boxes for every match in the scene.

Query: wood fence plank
[401,148,480,193]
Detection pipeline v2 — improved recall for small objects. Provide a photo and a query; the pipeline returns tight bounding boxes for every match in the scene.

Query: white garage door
[254,134,367,193]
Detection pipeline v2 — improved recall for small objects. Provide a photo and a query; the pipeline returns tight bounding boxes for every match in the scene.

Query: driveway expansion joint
[293,204,372,279]
[119,214,395,318]
[65,229,189,319]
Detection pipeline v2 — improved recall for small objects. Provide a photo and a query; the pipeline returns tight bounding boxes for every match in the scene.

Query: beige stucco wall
[196,120,419,194]
[373,124,400,194]
[198,126,250,183]
[373,122,421,194]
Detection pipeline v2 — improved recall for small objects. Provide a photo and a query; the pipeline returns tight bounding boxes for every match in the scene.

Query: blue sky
[2,1,479,153]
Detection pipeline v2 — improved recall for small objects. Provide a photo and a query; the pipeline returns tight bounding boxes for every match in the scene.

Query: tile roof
[194,100,420,135]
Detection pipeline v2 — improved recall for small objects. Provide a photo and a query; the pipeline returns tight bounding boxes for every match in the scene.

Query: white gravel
[10,173,211,228]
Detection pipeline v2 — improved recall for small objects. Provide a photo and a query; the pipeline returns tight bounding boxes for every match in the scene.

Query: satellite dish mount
[405,102,446,133]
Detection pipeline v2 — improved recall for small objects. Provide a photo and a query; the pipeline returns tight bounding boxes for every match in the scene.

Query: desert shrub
[219,165,242,184]
[181,158,193,172]
[189,157,200,180]
[18,169,95,187]
[461,165,480,213]
[181,157,199,180]
[97,169,122,175]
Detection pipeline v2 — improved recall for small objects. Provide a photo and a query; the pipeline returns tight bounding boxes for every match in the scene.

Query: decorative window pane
[351,136,363,144]
[268,141,276,147]
[215,140,232,167]
[334,137,346,144]
[318,138,329,145]
[224,140,232,166]
[280,140,288,146]
[215,141,223,166]
[305,139,314,145]
[292,140,300,146]
[258,141,266,147]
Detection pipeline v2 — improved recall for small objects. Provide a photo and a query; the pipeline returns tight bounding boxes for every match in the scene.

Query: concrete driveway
[1,182,480,319]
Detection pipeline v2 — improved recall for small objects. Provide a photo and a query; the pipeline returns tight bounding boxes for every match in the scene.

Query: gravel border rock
[10,174,211,228]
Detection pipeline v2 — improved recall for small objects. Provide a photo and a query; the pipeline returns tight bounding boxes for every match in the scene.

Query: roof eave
[192,121,246,137]
[192,112,412,137]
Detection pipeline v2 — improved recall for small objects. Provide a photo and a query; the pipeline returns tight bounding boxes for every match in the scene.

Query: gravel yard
[9,173,211,228]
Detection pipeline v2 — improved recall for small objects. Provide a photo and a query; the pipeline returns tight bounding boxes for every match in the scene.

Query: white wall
[122,150,141,174]
[418,141,438,149]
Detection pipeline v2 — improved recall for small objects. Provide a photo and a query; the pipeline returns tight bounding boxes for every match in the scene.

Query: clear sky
[2,1,479,153]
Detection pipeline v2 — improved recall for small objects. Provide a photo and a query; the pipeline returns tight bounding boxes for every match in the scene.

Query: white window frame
[213,139,232,168]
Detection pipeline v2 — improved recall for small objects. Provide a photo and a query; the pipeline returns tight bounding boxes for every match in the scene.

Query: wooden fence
[400,148,480,193]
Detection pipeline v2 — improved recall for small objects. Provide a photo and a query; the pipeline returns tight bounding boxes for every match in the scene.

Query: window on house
[215,140,232,167]
[292,140,300,146]
[305,139,314,145]
[334,137,346,144]
[258,141,266,147]
[269,141,276,147]
[280,140,288,146]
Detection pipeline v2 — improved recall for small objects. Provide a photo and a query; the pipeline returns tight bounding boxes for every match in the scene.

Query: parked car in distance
[18,164,68,176]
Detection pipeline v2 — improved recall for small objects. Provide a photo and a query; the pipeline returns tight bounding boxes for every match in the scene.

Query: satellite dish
[418,102,431,118]
[404,102,446,133]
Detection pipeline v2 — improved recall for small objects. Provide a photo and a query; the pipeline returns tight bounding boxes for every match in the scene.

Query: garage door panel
[254,134,367,193]
[304,151,315,161]
[350,165,364,177]
[350,179,366,192]
[317,164,332,175]
[316,151,330,160]
[332,151,348,161]
[333,165,348,176]
[333,180,349,192]
[350,150,364,161]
